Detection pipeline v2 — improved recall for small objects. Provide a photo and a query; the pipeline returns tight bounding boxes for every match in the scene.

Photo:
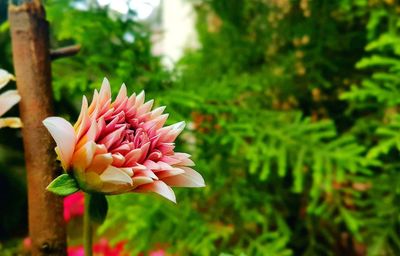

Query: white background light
[97,0,160,19]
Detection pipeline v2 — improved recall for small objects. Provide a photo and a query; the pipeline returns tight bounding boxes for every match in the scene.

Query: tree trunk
[8,1,67,255]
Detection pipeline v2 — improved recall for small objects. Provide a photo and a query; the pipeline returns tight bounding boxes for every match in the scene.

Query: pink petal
[158,121,185,143]
[74,96,89,133]
[135,180,176,203]
[163,167,205,187]
[132,164,147,171]
[99,78,111,105]
[120,167,134,177]
[133,91,145,109]
[171,153,195,166]
[137,142,150,163]
[43,117,77,170]
[143,159,161,170]
[88,89,99,116]
[126,92,137,109]
[150,106,166,119]
[99,125,126,149]
[0,90,20,117]
[143,114,169,131]
[148,151,162,161]
[135,170,158,180]
[87,153,113,174]
[137,99,154,117]
[157,161,174,171]
[124,148,142,166]
[156,168,185,179]
[112,143,131,155]
[113,83,127,107]
[158,143,175,154]
[72,141,97,170]
[160,155,181,165]
[100,165,133,185]
[112,153,125,167]
[132,176,153,188]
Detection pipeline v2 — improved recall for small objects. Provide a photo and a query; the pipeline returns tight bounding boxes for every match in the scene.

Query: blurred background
[1,0,400,255]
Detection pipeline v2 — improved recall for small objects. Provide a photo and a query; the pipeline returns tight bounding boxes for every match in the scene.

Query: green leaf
[46,174,79,196]
[89,193,108,224]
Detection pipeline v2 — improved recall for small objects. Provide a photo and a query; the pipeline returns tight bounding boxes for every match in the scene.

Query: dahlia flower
[43,78,205,202]
[0,69,21,128]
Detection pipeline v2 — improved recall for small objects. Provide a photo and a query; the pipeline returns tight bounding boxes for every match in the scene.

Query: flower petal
[87,153,113,174]
[99,77,112,105]
[137,99,154,117]
[131,176,153,188]
[72,141,97,170]
[100,165,133,185]
[0,69,15,89]
[135,180,176,203]
[163,167,205,187]
[156,168,185,179]
[0,90,20,117]
[133,91,145,109]
[0,117,22,128]
[43,117,77,170]
[150,106,166,119]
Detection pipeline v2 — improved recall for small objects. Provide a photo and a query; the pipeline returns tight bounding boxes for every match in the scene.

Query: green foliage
[46,0,171,103]
[2,0,400,255]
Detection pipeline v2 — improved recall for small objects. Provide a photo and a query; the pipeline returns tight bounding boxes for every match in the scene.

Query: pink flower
[68,245,84,256]
[93,238,127,256]
[64,191,84,222]
[0,69,21,128]
[43,78,205,202]
[149,249,166,256]
[23,237,31,251]
[67,239,127,256]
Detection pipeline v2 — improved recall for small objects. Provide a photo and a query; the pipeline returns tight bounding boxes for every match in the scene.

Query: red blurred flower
[68,245,84,256]
[64,191,85,222]
[93,238,127,256]
[149,249,166,256]
[68,238,128,256]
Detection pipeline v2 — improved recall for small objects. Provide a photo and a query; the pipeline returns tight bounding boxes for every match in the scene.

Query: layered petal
[100,165,133,186]
[0,69,15,89]
[0,90,20,117]
[163,167,205,187]
[136,180,176,203]
[43,117,77,170]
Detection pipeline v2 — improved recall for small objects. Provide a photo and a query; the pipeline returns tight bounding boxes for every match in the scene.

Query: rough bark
[8,1,67,255]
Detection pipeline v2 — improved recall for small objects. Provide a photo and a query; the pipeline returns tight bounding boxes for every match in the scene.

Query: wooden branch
[8,2,67,256]
[50,45,81,60]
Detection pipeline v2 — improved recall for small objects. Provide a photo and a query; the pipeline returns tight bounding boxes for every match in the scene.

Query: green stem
[84,193,93,256]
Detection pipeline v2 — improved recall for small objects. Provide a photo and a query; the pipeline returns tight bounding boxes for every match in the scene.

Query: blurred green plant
[100,0,400,255]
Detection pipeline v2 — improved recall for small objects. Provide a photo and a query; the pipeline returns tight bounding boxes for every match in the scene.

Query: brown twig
[8,1,67,255]
[50,45,81,60]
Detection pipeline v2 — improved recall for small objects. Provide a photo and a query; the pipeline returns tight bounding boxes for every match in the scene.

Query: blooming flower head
[0,69,21,128]
[43,78,205,202]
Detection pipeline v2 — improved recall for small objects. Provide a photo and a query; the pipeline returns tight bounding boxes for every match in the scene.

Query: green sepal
[89,193,108,224]
[46,174,80,196]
